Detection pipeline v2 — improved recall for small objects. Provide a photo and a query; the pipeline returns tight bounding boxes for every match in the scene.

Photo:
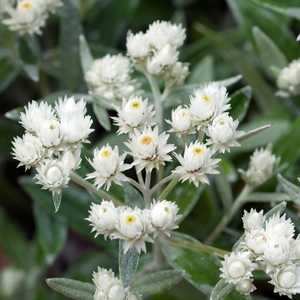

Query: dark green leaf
[230,86,252,122]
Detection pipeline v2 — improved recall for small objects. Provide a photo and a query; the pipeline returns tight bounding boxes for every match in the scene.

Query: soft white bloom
[221,251,256,285]
[173,142,220,187]
[126,31,150,59]
[60,148,82,171]
[87,201,118,238]
[236,279,256,295]
[270,264,300,298]
[244,229,267,255]
[207,113,240,153]
[0,267,25,297]
[87,145,131,190]
[20,101,55,134]
[190,83,230,123]
[114,207,151,253]
[242,147,277,187]
[35,158,71,192]
[37,118,61,147]
[242,209,264,232]
[85,54,135,100]
[12,133,44,169]
[56,97,93,144]
[164,61,189,86]
[146,44,178,75]
[126,127,175,172]
[150,200,180,234]
[167,106,193,134]
[146,20,186,51]
[112,96,155,135]
[277,59,300,96]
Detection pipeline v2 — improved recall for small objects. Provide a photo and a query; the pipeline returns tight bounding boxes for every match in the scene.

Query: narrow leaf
[79,34,93,74]
[210,279,234,300]
[230,86,252,122]
[264,201,287,221]
[188,55,214,84]
[123,182,144,209]
[93,103,111,131]
[277,174,300,204]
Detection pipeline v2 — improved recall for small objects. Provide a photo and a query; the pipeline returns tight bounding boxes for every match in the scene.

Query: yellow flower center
[201,95,211,102]
[18,0,33,10]
[193,146,205,156]
[125,215,136,224]
[164,207,170,213]
[140,135,153,145]
[100,148,111,158]
[130,100,141,109]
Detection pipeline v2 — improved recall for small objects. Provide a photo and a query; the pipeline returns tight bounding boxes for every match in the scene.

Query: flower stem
[70,172,122,205]
[206,185,252,244]
[150,174,174,195]
[159,177,178,199]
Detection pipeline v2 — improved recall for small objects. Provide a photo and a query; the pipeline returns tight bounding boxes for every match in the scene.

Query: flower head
[242,209,264,232]
[126,31,150,59]
[167,106,193,134]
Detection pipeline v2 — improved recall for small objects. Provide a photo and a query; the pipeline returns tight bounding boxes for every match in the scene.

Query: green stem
[206,185,252,244]
[159,177,178,199]
[70,172,122,205]
[150,174,174,195]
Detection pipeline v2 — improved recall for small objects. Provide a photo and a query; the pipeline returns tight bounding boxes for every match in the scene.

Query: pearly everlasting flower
[270,264,300,298]
[56,97,93,144]
[20,101,55,134]
[277,59,300,96]
[12,133,44,169]
[113,207,151,253]
[173,142,220,187]
[167,106,193,134]
[37,118,61,147]
[221,251,256,285]
[112,96,155,135]
[87,201,118,238]
[150,200,180,234]
[236,279,256,295]
[241,147,277,187]
[126,31,150,59]
[126,127,175,172]
[87,145,131,190]
[244,229,267,255]
[164,61,189,86]
[190,83,230,124]
[207,113,240,153]
[242,209,264,232]
[85,54,135,100]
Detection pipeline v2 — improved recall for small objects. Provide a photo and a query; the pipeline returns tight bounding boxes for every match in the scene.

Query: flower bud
[242,209,264,232]
[168,106,192,133]
[236,279,256,295]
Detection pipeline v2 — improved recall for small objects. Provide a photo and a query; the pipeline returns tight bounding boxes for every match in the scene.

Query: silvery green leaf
[119,242,140,287]
[210,279,234,300]
[93,103,111,131]
[237,124,271,141]
[277,174,300,204]
[123,182,144,209]
[23,64,39,82]
[46,278,95,300]
[52,191,62,213]
[216,74,242,87]
[230,86,252,122]
[264,201,287,221]
[132,270,182,296]
[188,55,214,84]
[79,34,93,74]
[245,192,291,203]
[5,107,23,121]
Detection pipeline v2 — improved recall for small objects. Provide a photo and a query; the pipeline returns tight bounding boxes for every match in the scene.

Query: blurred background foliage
[1,0,300,299]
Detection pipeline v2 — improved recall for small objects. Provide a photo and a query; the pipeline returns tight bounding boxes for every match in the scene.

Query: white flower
[242,147,277,187]
[244,229,267,255]
[242,209,264,232]
[150,200,180,234]
[37,118,61,147]
[35,158,71,192]
[20,101,55,134]
[126,127,175,172]
[60,148,82,171]
[146,21,186,51]
[12,133,44,169]
[87,201,118,238]
[126,31,150,59]
[270,264,300,298]
[85,54,135,100]
[112,96,155,135]
[277,59,300,96]
[173,142,220,187]
[113,207,150,253]
[190,83,230,123]
[87,145,131,190]
[2,0,47,35]
[146,44,178,75]
[207,113,240,153]
[164,61,189,86]
[167,106,193,134]
[236,279,256,295]
[221,251,256,285]
[92,267,126,300]
[56,97,93,144]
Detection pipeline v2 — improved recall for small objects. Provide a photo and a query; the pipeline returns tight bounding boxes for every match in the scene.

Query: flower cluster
[87,200,180,253]
[240,146,278,187]
[277,59,300,96]
[92,267,137,300]
[12,97,93,202]
[127,20,189,87]
[221,209,300,298]
[1,0,62,35]
[85,54,136,101]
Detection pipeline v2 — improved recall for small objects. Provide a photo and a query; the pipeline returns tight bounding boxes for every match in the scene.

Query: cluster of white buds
[12,97,93,203]
[1,0,62,35]
[126,20,189,87]
[85,54,136,101]
[277,59,300,96]
[92,267,137,300]
[221,208,300,298]
[87,200,180,253]
[240,146,278,187]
